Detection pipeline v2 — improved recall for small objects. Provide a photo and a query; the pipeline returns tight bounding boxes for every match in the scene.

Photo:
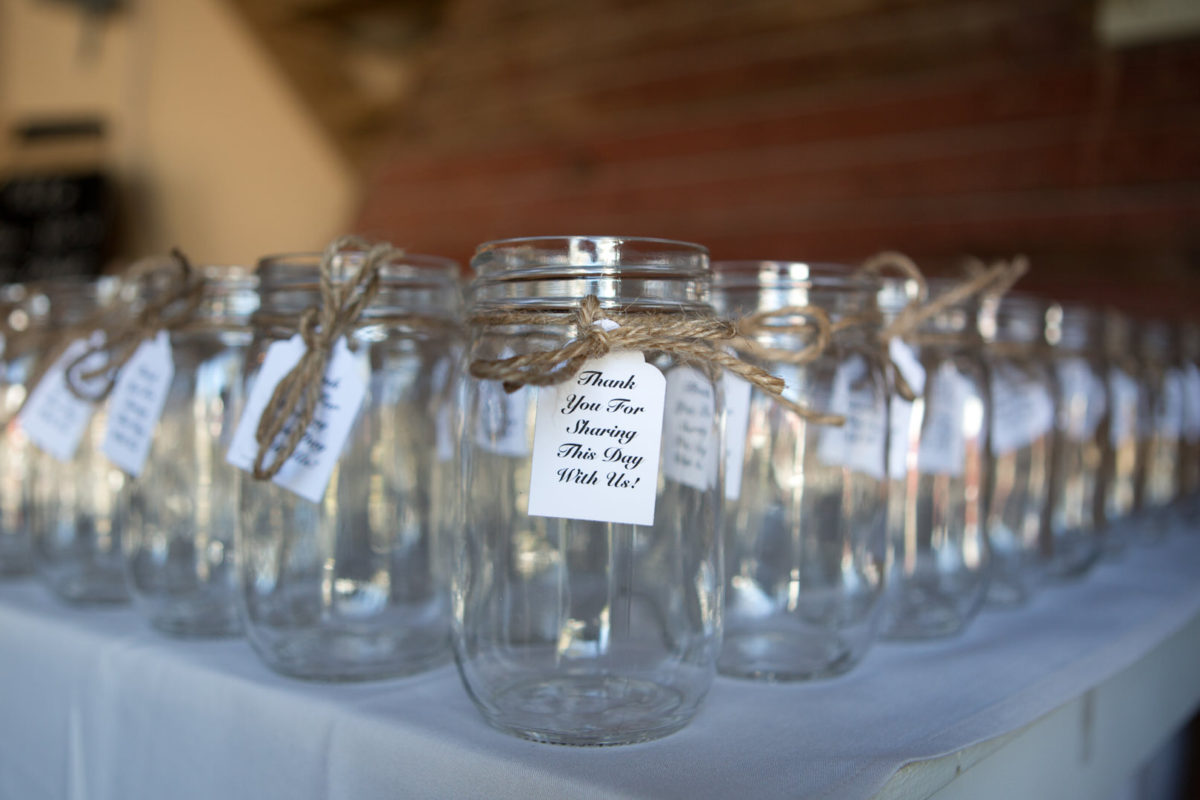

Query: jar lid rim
[473,234,709,254]
[255,251,461,290]
[712,260,877,290]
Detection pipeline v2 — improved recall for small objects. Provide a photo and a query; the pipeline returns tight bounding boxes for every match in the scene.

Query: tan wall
[0,0,355,267]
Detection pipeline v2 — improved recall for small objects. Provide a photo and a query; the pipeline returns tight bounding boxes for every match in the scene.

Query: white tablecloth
[2,525,1199,800]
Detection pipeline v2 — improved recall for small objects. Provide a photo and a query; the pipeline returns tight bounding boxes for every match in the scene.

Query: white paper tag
[990,364,1054,456]
[101,331,175,477]
[430,357,456,463]
[886,340,925,480]
[17,332,107,462]
[473,348,530,458]
[889,338,927,396]
[722,372,753,501]
[1056,359,1107,441]
[1108,367,1140,447]
[526,350,666,525]
[1026,382,1056,444]
[818,355,887,480]
[1179,364,1200,441]
[662,366,720,492]
[917,363,967,477]
[227,334,367,503]
[1158,368,1185,439]
[888,395,914,480]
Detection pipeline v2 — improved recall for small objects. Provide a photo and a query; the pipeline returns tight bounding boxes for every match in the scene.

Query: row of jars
[0,236,1196,747]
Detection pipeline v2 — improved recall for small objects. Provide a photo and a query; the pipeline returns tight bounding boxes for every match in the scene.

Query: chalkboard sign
[1,117,115,282]
[0,170,113,282]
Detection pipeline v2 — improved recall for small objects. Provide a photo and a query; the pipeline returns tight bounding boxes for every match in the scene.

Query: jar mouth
[256,251,461,291]
[980,292,1048,344]
[994,292,1048,315]
[196,263,256,284]
[1052,301,1100,322]
[470,236,709,282]
[712,260,876,292]
[255,251,461,321]
[23,276,122,326]
[875,277,924,314]
[1046,302,1103,350]
[182,265,260,324]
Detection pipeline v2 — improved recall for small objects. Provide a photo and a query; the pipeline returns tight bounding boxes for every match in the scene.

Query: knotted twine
[858,251,1029,395]
[468,295,820,421]
[12,253,196,418]
[725,253,929,423]
[964,254,1031,302]
[64,249,205,402]
[250,236,399,481]
[730,305,886,426]
[887,256,1028,344]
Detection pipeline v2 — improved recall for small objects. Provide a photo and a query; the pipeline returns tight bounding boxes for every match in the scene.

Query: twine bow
[860,251,929,305]
[733,305,832,366]
[964,254,1031,301]
[468,295,824,421]
[883,256,1028,342]
[731,304,890,426]
[251,236,399,480]
[857,250,1030,401]
[64,249,205,403]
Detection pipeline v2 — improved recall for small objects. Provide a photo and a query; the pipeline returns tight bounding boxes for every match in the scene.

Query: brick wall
[356,0,1200,315]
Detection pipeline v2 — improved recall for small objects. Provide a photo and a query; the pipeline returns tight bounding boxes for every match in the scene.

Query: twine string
[860,250,929,303]
[857,252,930,401]
[251,236,399,480]
[732,305,832,365]
[732,305,889,424]
[966,254,1031,301]
[62,249,205,403]
[468,295,845,425]
[859,252,1029,399]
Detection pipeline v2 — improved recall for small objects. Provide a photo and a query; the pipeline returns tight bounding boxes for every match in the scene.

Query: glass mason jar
[1101,311,1143,549]
[1043,303,1108,574]
[0,284,49,575]
[877,278,991,639]
[711,261,887,680]
[237,249,460,680]
[29,277,127,603]
[122,266,258,636]
[978,293,1055,606]
[456,236,722,745]
[1136,320,1183,538]
[1178,323,1200,520]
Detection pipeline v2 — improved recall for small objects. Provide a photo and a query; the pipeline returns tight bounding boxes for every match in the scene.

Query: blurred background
[1,0,1197,313]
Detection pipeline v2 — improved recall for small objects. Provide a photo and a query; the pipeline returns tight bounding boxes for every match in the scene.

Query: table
[2,524,1199,800]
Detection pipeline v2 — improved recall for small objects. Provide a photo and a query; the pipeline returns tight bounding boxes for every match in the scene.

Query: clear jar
[1136,320,1183,538]
[978,293,1054,606]
[711,261,887,680]
[237,249,460,680]
[1178,323,1200,519]
[0,284,48,574]
[455,236,722,745]
[122,266,258,636]
[878,278,991,639]
[29,277,126,603]
[1101,311,1142,548]
[1044,303,1107,574]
